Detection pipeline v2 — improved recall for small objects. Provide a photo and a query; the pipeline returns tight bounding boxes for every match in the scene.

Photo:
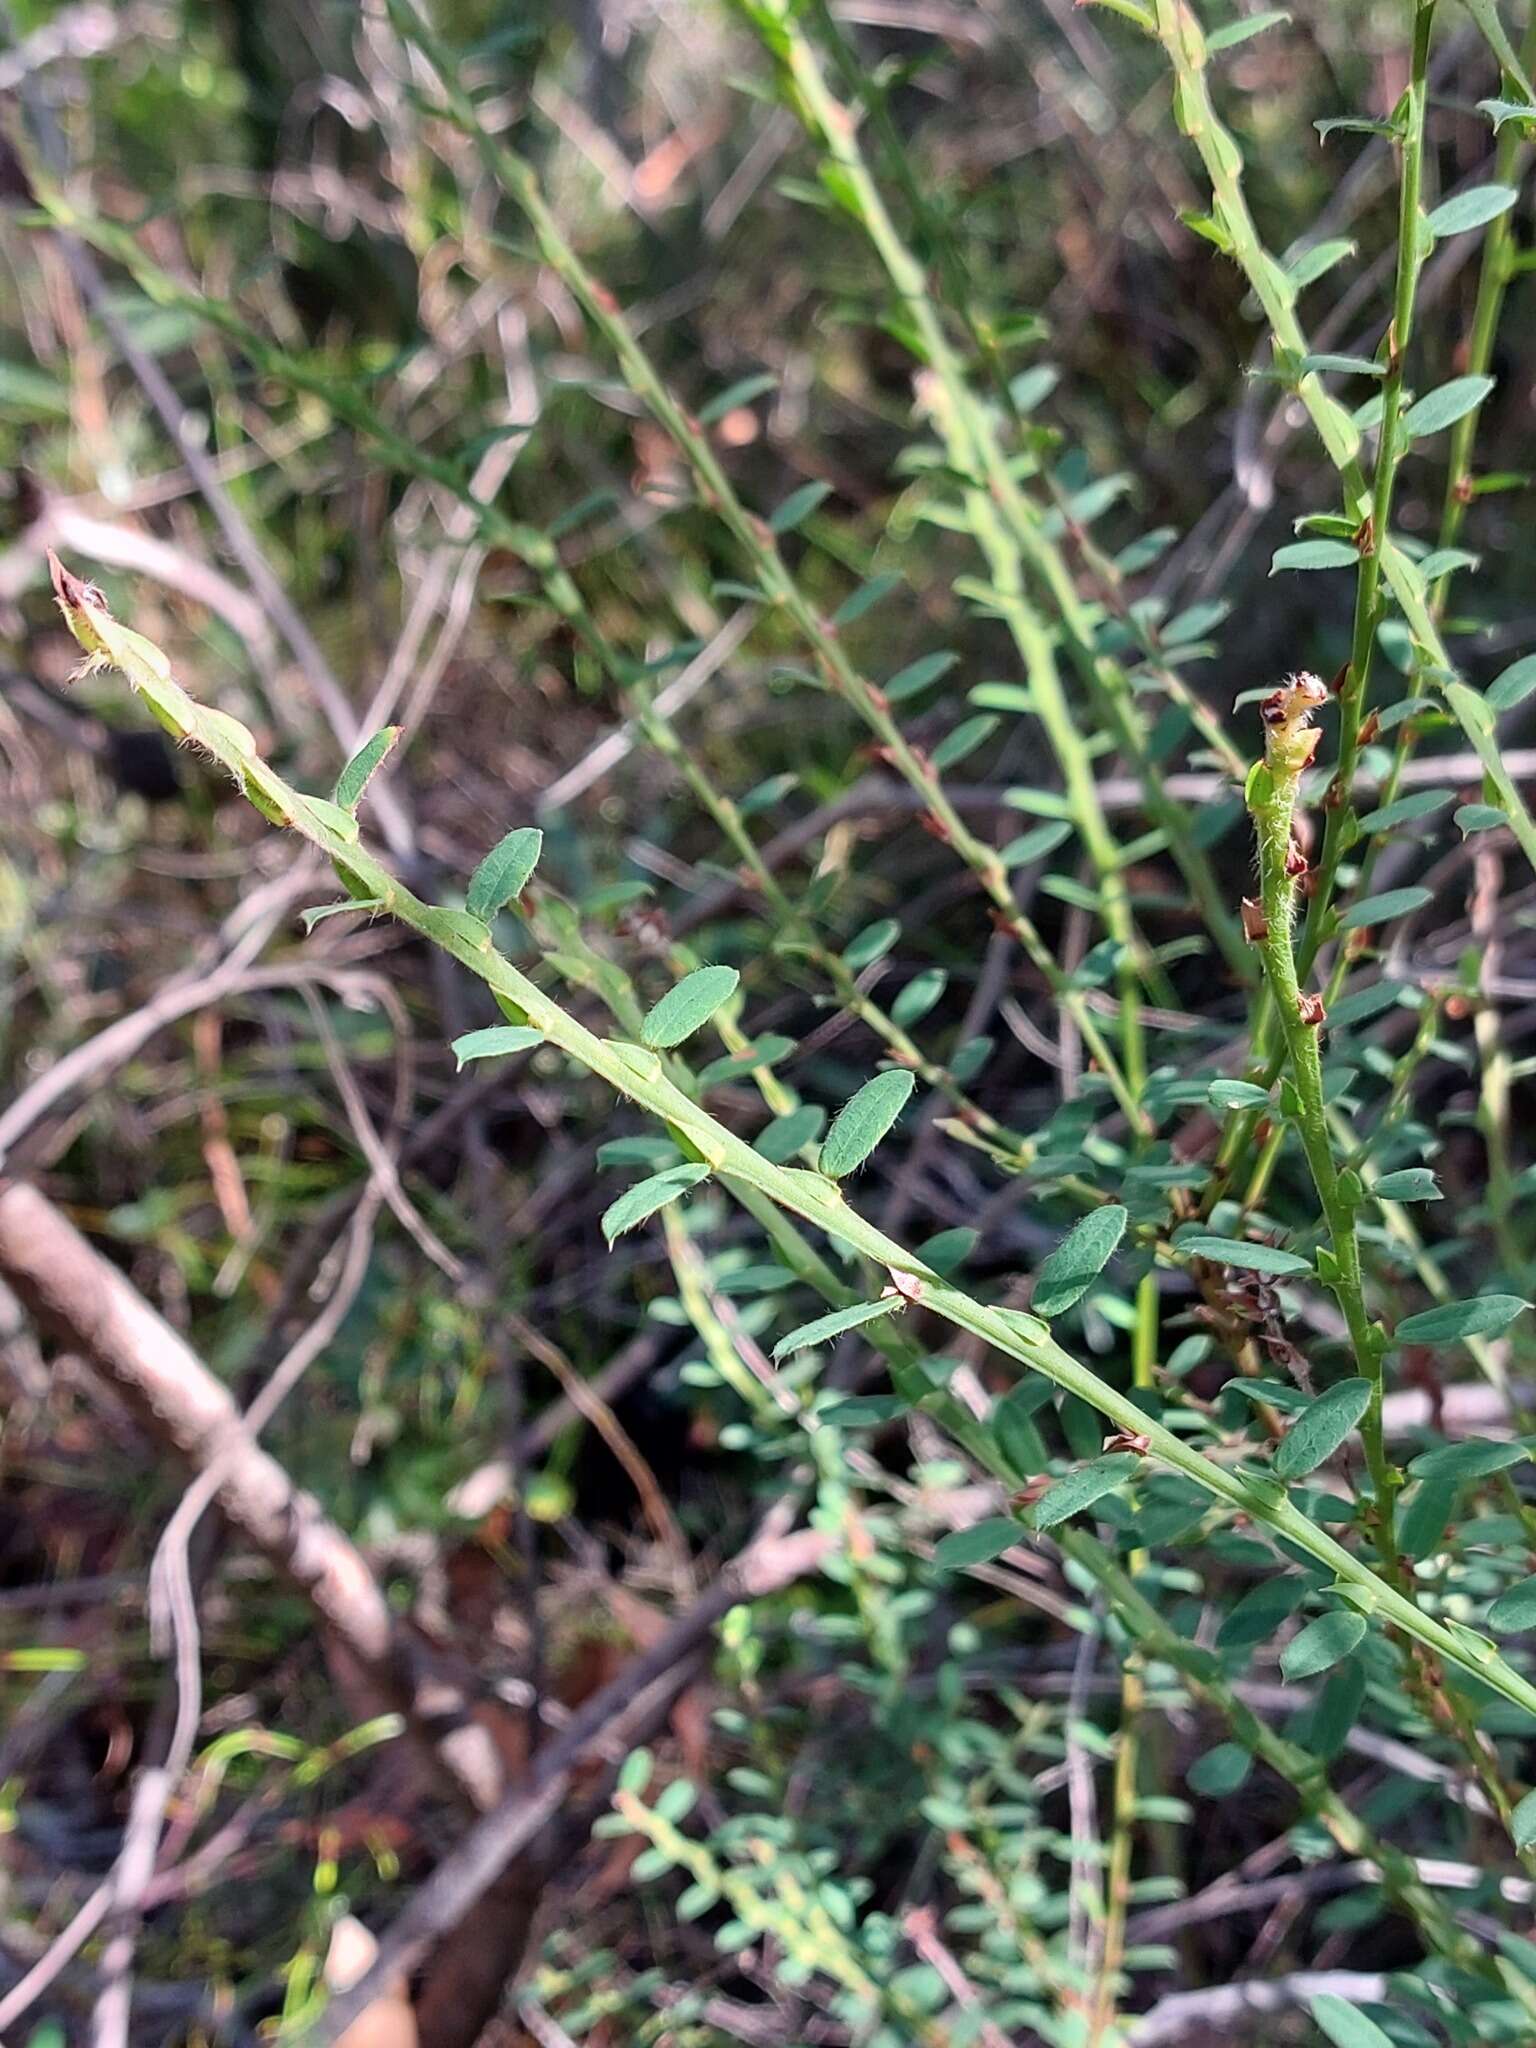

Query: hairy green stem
[1246,684,1398,1564]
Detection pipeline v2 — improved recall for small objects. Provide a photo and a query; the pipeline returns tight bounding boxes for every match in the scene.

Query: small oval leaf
[1269,539,1358,573]
[450,1025,544,1069]
[1273,1378,1371,1480]
[818,1070,915,1178]
[1402,373,1496,438]
[1280,1609,1368,1681]
[640,966,741,1049]
[1372,1167,1441,1201]
[932,1517,1023,1571]
[467,826,544,920]
[1311,1992,1395,2048]
[1032,1206,1129,1318]
[1488,1575,1536,1633]
[1487,653,1536,712]
[1425,183,1518,237]
[1030,1452,1143,1531]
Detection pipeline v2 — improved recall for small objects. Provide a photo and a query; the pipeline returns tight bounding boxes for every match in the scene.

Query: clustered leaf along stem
[1245,677,1399,1558]
[50,565,1536,1762]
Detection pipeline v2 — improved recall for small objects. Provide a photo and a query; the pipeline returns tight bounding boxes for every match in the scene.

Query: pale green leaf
[818,1070,915,1177]
[772,1297,898,1360]
[601,1165,710,1243]
[466,825,544,920]
[1402,374,1496,437]
[640,966,740,1049]
[451,1025,544,1068]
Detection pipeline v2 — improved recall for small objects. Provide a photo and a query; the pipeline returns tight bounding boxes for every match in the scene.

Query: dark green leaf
[932,1518,1022,1570]
[832,573,902,627]
[1209,1079,1270,1111]
[884,651,959,702]
[1336,887,1433,929]
[1355,789,1453,833]
[892,969,947,1027]
[1280,1609,1368,1681]
[601,1165,711,1242]
[1285,238,1357,287]
[821,1395,905,1426]
[755,1105,825,1162]
[1181,1236,1312,1276]
[818,1070,915,1177]
[640,966,740,1048]
[768,480,831,533]
[1489,1575,1536,1632]
[919,1227,978,1276]
[1399,1476,1458,1557]
[1186,1743,1252,1795]
[843,919,900,970]
[772,1297,898,1360]
[1309,1657,1367,1759]
[1001,820,1075,868]
[1273,1378,1371,1479]
[696,1036,794,1086]
[1030,1452,1143,1530]
[1516,1788,1536,1850]
[1395,1294,1530,1344]
[1033,1206,1129,1317]
[930,714,998,771]
[1217,1575,1308,1649]
[991,1379,1053,1481]
[466,825,544,919]
[1408,1437,1530,1481]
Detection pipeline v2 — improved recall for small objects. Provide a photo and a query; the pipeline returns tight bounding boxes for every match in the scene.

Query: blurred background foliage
[4,1,1536,2043]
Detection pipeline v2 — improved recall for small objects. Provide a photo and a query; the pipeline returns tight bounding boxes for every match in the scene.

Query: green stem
[1246,685,1398,1567]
